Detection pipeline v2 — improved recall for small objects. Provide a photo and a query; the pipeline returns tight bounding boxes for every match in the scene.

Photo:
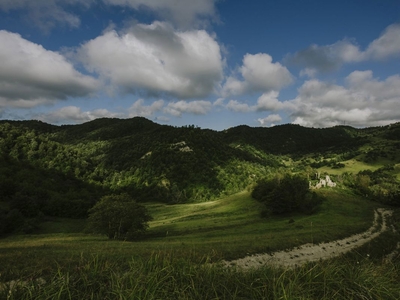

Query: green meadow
[1,189,399,299]
[1,113,400,299]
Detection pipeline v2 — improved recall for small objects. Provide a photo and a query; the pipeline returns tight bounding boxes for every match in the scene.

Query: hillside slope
[0,118,399,222]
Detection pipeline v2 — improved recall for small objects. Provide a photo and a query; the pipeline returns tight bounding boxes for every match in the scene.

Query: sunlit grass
[319,158,383,175]
[146,189,380,253]
[0,189,381,276]
[1,189,399,299]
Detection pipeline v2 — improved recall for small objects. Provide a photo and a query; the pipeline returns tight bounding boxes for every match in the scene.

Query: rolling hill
[0,118,399,226]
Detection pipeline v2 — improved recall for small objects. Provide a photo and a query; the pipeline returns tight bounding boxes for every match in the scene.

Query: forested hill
[1,117,399,220]
[223,124,362,154]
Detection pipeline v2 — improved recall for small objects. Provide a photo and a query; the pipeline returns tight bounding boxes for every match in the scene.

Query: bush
[252,174,323,215]
[299,191,325,214]
[86,193,152,240]
[4,209,24,234]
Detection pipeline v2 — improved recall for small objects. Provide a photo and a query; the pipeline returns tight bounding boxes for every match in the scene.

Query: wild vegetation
[0,190,399,299]
[0,118,400,298]
[251,174,324,215]
[86,193,152,240]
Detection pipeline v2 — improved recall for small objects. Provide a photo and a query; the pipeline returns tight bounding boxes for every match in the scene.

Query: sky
[0,0,399,131]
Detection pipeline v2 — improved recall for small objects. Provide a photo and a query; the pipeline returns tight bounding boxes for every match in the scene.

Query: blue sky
[0,0,399,130]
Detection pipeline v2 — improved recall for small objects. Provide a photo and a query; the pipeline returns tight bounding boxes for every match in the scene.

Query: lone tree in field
[87,193,152,240]
[252,174,324,215]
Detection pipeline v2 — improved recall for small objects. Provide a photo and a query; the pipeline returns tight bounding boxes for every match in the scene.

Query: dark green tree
[4,209,24,234]
[252,174,323,215]
[86,193,152,240]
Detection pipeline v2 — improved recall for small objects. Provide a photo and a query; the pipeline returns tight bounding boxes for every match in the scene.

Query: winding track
[223,208,393,270]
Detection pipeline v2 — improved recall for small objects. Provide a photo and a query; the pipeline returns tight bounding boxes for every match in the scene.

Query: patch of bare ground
[223,208,393,270]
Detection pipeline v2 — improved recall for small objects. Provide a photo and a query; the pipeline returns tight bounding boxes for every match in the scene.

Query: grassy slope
[1,189,399,299]
[146,189,381,259]
[0,189,382,278]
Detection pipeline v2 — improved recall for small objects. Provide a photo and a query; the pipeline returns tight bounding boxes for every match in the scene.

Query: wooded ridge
[0,117,399,231]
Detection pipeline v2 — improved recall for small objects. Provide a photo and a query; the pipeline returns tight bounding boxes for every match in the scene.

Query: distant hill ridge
[2,117,387,153]
[0,117,399,215]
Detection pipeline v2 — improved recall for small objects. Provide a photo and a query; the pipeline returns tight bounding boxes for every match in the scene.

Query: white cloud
[286,40,363,72]
[164,100,212,116]
[222,77,245,96]
[345,71,400,105]
[220,91,295,115]
[222,53,293,96]
[79,22,223,99]
[37,106,118,124]
[256,91,296,112]
[364,24,400,60]
[0,0,92,32]
[294,79,363,110]
[213,97,225,107]
[289,70,400,127]
[103,0,218,28]
[287,23,400,72]
[0,30,99,108]
[129,99,164,118]
[226,100,252,113]
[217,68,400,128]
[0,0,218,32]
[258,114,282,127]
[299,68,317,78]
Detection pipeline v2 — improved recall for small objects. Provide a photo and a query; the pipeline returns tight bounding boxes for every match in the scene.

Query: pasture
[1,189,399,299]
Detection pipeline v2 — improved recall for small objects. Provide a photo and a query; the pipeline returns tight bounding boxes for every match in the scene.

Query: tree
[86,193,152,240]
[252,174,323,215]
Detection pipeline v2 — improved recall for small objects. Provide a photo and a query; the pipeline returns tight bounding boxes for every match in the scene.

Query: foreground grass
[2,249,400,299]
[1,189,399,299]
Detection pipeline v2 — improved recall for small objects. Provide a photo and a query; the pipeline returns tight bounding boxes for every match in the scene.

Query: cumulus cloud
[0,0,92,32]
[128,99,164,118]
[256,91,296,113]
[0,0,218,32]
[219,68,400,128]
[221,91,295,115]
[289,70,400,127]
[287,40,363,72]
[222,53,293,97]
[226,100,252,113]
[103,0,218,28]
[37,106,118,124]
[218,91,293,114]
[258,114,282,127]
[287,23,400,73]
[364,24,400,60]
[213,97,225,107]
[78,22,223,99]
[299,68,317,78]
[0,30,99,108]
[256,91,283,111]
[164,100,212,116]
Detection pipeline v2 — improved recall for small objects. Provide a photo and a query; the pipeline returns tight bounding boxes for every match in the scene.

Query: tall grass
[1,191,399,299]
[2,252,399,299]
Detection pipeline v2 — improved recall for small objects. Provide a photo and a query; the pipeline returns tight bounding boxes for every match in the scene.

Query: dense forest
[1,117,400,235]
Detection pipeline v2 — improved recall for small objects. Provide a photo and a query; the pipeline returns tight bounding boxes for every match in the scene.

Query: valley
[0,118,399,298]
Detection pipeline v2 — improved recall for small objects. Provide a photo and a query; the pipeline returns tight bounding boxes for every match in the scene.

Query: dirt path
[223,208,393,270]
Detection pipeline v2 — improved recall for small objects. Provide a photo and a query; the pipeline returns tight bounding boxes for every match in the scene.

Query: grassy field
[318,158,382,175]
[1,189,399,299]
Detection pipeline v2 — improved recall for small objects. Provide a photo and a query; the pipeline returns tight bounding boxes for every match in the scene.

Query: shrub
[86,193,152,240]
[252,174,323,215]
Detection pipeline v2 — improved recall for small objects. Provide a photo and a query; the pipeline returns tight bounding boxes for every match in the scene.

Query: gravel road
[223,208,393,270]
